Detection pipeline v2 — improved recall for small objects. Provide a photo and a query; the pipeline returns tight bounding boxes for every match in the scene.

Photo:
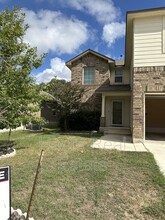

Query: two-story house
[66,7,165,143]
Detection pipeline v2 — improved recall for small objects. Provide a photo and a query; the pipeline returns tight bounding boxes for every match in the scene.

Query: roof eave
[127,7,165,18]
[65,49,115,67]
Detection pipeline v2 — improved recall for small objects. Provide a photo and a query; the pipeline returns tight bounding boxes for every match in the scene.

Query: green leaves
[42,78,84,130]
[0,7,45,131]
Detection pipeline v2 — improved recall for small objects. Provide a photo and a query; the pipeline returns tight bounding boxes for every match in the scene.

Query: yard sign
[0,166,11,220]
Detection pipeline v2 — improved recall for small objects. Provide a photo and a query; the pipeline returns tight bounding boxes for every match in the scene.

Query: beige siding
[134,16,165,67]
[110,68,130,84]
[105,96,130,127]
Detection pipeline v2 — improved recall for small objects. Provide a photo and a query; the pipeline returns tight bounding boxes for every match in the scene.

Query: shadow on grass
[25,128,61,135]
[0,140,28,151]
[0,140,15,148]
[14,146,29,151]
[18,128,103,139]
[59,131,103,138]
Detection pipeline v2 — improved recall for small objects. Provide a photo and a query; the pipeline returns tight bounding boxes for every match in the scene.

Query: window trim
[163,16,165,53]
[114,69,123,84]
[83,66,95,85]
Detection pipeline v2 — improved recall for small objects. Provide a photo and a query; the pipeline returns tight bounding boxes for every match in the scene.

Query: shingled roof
[96,84,131,93]
[66,49,115,68]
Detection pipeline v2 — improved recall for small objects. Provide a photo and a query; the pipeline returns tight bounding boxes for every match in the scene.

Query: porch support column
[100,95,106,127]
[101,95,105,117]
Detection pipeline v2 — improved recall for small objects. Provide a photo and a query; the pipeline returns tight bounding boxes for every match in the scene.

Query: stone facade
[132,66,165,142]
[100,116,106,127]
[71,52,110,110]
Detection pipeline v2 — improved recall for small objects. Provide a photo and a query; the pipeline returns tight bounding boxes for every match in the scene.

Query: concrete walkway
[144,140,165,175]
[91,134,165,175]
[91,134,147,152]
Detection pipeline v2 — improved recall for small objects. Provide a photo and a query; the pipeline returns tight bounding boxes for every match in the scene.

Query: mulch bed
[0,141,15,157]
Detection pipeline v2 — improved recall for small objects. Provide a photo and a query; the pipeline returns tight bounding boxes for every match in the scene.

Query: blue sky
[0,0,165,83]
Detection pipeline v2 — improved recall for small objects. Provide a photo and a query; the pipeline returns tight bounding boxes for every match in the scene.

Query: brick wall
[71,53,110,110]
[132,66,165,142]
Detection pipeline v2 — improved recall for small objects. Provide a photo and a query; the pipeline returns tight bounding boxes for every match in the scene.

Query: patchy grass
[0,130,165,220]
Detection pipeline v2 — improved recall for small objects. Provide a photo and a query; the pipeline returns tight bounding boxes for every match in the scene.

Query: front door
[112,101,123,126]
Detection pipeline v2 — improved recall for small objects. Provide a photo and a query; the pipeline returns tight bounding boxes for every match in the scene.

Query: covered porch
[96,85,131,135]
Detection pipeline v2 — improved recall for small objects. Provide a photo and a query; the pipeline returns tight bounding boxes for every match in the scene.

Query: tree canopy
[0,7,45,132]
[42,78,84,130]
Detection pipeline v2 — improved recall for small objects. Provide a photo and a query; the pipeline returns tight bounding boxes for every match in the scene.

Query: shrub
[59,110,101,131]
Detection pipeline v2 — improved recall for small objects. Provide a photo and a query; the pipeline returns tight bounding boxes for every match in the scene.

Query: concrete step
[101,127,131,135]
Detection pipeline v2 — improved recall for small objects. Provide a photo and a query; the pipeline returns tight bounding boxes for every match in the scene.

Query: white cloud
[24,9,89,54]
[61,0,121,24]
[58,0,125,47]
[102,22,125,47]
[35,57,71,84]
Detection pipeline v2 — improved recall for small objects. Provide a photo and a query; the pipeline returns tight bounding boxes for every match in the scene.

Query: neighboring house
[66,7,165,143]
[41,102,59,128]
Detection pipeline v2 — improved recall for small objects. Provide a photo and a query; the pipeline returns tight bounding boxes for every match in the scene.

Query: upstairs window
[83,66,95,85]
[115,69,123,83]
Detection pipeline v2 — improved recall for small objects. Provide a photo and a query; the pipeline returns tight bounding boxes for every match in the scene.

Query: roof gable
[66,49,114,68]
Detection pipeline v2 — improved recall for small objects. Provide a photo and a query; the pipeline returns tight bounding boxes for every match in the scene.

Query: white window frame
[83,66,95,85]
[162,16,165,53]
[115,69,123,84]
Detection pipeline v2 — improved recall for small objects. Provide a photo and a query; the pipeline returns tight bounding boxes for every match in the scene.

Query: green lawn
[0,130,165,220]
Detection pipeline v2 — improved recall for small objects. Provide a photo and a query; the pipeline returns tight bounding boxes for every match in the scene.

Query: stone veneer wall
[71,53,110,110]
[100,117,106,127]
[132,66,165,142]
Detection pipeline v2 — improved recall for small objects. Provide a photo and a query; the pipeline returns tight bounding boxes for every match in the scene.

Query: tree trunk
[64,117,67,131]
[8,127,12,146]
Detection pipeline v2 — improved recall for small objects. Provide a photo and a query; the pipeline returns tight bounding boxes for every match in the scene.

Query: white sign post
[0,166,11,220]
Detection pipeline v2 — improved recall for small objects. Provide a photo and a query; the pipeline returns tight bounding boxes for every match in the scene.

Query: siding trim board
[135,33,161,38]
[163,16,165,53]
